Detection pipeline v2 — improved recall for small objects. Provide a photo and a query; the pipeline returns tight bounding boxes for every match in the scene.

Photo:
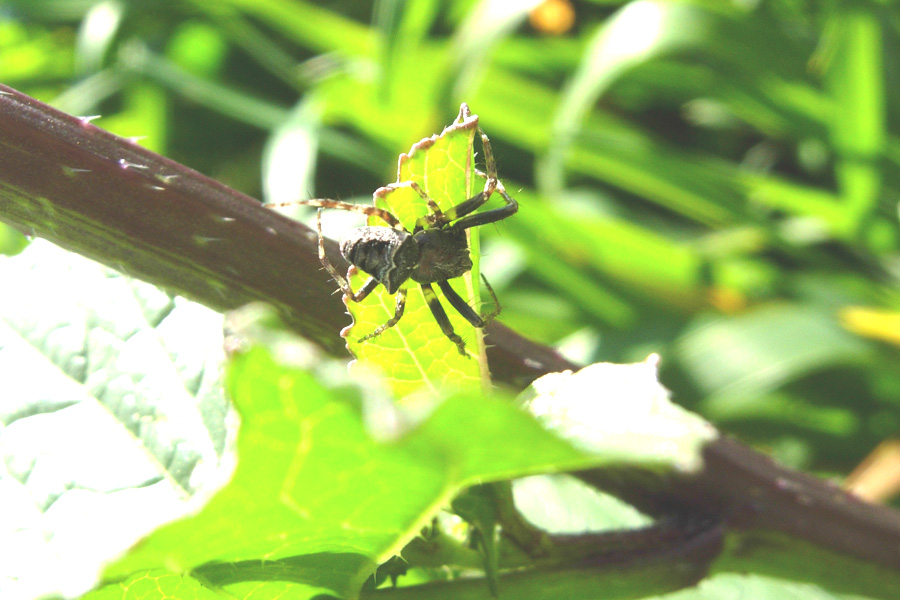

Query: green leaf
[0,222,28,256]
[675,304,874,404]
[824,4,885,236]
[81,570,220,600]
[451,484,502,595]
[209,0,373,56]
[0,241,230,599]
[512,474,650,534]
[101,306,708,599]
[343,105,488,398]
[541,1,730,194]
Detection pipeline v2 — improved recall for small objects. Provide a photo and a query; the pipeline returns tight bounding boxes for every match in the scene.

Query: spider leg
[437,280,484,327]
[479,273,502,322]
[433,129,500,223]
[359,288,407,343]
[421,284,468,357]
[479,127,499,181]
[382,181,445,232]
[436,274,501,329]
[266,198,402,229]
[312,209,379,302]
[447,189,518,231]
[441,128,518,231]
[440,190,488,222]
[394,181,442,216]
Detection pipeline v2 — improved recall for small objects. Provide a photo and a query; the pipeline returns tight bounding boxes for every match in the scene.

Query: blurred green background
[3,0,900,493]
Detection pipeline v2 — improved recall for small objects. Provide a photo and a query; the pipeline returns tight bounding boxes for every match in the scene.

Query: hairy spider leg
[479,273,502,322]
[358,288,408,343]
[384,181,443,228]
[446,189,518,231]
[421,284,468,356]
[480,128,499,180]
[404,127,504,234]
[431,129,518,231]
[266,198,402,229]
[270,200,419,345]
[312,209,380,302]
[422,189,485,230]
[436,273,501,329]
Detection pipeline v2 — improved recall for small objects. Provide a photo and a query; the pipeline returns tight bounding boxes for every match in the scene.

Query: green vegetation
[2,1,900,599]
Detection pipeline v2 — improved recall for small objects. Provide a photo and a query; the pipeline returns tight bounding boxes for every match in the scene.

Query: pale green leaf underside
[0,241,231,600]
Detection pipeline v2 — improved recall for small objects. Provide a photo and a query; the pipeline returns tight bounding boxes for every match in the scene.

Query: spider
[268,127,517,356]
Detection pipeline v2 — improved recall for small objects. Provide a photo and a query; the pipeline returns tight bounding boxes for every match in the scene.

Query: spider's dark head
[340,226,420,294]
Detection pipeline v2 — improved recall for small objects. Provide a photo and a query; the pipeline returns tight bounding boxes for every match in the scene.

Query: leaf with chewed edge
[342,105,490,398]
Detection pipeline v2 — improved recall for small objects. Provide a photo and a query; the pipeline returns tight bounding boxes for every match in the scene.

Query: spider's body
[339,226,472,294]
[269,127,516,356]
[409,227,473,284]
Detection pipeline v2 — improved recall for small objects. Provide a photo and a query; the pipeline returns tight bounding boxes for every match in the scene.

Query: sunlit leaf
[101,307,700,597]
[82,570,219,600]
[342,105,491,398]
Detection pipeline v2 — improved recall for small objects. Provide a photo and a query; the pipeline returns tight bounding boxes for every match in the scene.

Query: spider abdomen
[410,228,473,284]
[340,226,419,294]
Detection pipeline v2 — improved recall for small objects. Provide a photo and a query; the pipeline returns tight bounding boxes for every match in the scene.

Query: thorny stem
[2,84,900,584]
